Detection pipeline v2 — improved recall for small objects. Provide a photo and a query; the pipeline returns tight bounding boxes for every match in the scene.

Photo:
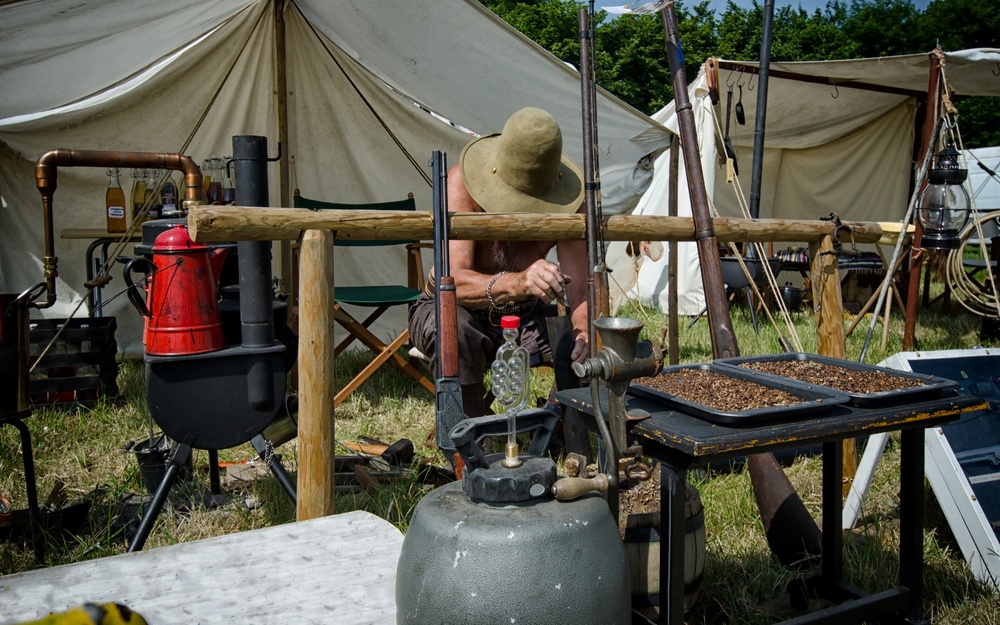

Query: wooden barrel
[620,479,706,615]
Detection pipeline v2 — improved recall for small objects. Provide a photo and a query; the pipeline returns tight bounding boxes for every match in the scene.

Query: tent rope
[943,124,1000,319]
[707,97,803,351]
[858,114,943,362]
[296,3,432,188]
[934,54,1000,319]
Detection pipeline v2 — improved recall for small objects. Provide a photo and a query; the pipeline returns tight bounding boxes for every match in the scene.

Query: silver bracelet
[486,271,508,308]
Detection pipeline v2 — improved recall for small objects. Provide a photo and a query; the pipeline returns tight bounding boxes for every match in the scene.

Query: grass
[2,276,999,624]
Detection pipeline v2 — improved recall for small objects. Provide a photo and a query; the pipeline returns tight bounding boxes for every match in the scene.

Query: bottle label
[108,206,125,219]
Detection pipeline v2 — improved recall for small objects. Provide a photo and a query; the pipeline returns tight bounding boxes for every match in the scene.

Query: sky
[593,0,933,17]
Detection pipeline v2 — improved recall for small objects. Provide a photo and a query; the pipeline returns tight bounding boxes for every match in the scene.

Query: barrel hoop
[621,508,704,543]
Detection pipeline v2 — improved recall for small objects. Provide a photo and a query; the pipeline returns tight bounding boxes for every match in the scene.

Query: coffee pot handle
[121,257,154,318]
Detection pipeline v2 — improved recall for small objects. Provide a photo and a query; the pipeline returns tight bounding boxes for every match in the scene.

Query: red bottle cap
[500,315,520,329]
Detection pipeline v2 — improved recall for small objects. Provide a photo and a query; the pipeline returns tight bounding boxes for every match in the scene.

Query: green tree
[494,0,583,62]
[916,0,999,50]
[841,0,921,57]
[915,0,1000,149]
[597,2,717,112]
[480,0,1000,146]
[481,0,717,114]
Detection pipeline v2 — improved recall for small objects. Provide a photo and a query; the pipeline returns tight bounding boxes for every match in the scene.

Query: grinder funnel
[594,317,643,362]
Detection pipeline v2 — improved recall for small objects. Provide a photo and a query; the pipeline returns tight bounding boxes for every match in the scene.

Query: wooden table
[0,510,403,625]
[554,387,987,625]
[60,229,143,316]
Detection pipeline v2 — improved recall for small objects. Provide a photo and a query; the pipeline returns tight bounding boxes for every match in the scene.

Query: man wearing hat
[409,107,589,417]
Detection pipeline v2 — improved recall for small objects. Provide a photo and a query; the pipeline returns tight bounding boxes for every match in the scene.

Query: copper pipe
[33,149,204,308]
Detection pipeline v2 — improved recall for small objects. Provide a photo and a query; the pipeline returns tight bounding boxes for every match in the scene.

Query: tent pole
[748,0,774,222]
[667,135,679,365]
[660,2,822,568]
[902,52,942,350]
[275,0,292,296]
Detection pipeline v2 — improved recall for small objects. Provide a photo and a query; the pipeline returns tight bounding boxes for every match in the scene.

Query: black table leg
[821,441,843,582]
[659,462,686,625]
[899,428,926,624]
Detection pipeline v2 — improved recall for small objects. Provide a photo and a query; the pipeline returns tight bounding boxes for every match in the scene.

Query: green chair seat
[335,285,422,307]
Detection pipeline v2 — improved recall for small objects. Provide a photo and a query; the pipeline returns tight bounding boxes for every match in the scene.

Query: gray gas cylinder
[395,456,631,625]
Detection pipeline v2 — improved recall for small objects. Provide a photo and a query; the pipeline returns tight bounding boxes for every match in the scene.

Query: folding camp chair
[292,192,434,406]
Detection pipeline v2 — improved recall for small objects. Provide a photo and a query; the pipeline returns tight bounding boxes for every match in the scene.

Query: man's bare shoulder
[447,165,478,214]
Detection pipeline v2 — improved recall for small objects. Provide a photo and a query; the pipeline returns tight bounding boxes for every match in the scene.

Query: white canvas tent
[0,0,671,355]
[966,145,1000,239]
[619,49,1000,316]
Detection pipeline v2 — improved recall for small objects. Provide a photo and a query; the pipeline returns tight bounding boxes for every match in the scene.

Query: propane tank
[395,411,631,625]
[123,224,227,356]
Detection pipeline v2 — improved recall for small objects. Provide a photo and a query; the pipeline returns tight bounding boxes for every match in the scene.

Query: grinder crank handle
[449,408,561,471]
[551,473,609,501]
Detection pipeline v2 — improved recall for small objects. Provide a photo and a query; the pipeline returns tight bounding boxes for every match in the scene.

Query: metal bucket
[132,435,172,494]
[621,479,706,616]
[1,292,30,417]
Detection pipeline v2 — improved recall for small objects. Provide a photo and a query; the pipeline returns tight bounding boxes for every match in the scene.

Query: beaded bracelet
[486,271,509,308]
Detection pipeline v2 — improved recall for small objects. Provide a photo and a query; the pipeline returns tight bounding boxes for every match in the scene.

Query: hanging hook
[992,62,1000,77]
[746,70,756,92]
[726,67,737,88]
[830,83,839,99]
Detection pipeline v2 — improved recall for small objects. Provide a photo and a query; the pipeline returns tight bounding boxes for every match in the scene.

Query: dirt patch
[738,360,923,395]
[619,463,660,516]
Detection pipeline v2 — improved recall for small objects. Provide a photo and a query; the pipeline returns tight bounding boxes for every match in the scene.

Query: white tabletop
[0,511,402,625]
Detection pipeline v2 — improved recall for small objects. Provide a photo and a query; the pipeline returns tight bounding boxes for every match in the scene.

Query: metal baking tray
[714,353,957,407]
[629,363,850,425]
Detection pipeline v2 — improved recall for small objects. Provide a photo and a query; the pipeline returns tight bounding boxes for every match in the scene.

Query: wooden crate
[28,317,118,405]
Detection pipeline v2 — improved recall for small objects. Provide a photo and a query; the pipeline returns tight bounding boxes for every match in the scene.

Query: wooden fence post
[810,233,857,496]
[296,229,336,520]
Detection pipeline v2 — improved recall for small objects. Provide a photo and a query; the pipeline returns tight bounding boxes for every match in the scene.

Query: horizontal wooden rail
[188,205,883,244]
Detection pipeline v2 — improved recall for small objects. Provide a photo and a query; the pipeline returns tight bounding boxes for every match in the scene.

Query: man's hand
[519,259,570,303]
[570,335,588,365]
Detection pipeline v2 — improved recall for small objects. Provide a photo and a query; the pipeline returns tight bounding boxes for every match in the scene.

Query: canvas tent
[0,0,671,355]
[966,145,1000,239]
[618,49,1000,316]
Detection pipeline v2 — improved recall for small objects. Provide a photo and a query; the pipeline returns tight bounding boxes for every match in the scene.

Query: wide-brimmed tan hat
[459,107,584,214]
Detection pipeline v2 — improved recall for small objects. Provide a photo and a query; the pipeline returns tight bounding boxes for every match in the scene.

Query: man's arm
[447,166,569,309]
[557,226,589,363]
[444,166,490,307]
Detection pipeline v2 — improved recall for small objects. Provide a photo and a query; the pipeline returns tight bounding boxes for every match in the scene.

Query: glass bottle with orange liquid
[105,167,127,233]
[201,158,213,203]
[130,168,147,223]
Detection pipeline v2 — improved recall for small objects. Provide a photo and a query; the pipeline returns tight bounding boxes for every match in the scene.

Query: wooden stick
[188,205,883,245]
[296,229,336,521]
[880,282,893,352]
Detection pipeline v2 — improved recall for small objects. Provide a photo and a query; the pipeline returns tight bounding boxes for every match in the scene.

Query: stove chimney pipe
[232,136,276,409]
